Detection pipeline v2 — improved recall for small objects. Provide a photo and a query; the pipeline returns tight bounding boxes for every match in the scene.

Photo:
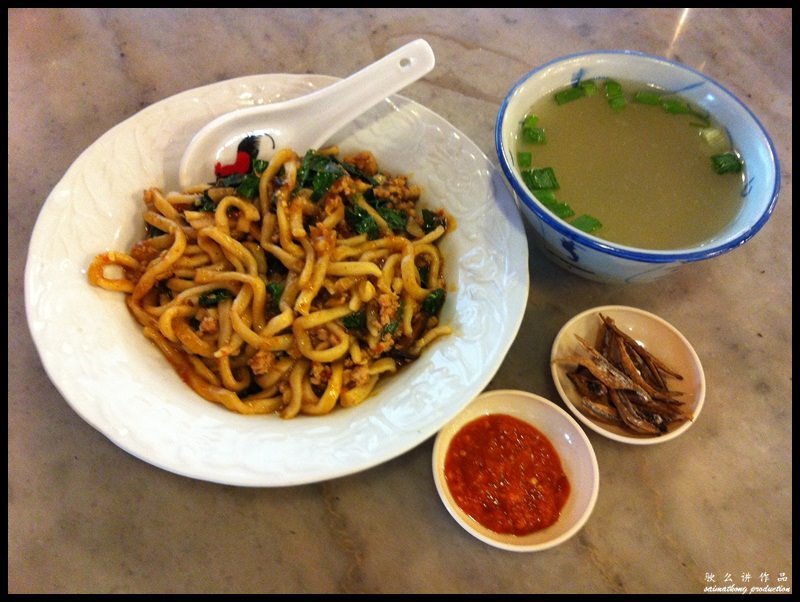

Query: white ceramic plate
[551,305,705,444]
[25,74,529,487]
[432,390,599,552]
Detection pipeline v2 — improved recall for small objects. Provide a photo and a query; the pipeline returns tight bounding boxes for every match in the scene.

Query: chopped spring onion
[517,151,532,168]
[522,167,559,190]
[604,79,626,111]
[534,189,558,203]
[604,79,623,98]
[570,214,603,233]
[700,127,729,153]
[552,78,599,105]
[632,89,662,105]
[522,114,539,129]
[523,126,547,144]
[660,98,691,114]
[554,86,586,105]
[542,198,575,219]
[711,152,744,174]
[608,96,627,111]
[579,80,599,96]
[661,98,711,125]
[521,114,547,144]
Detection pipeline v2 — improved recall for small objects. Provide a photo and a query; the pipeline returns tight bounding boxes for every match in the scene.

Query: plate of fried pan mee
[26,74,528,486]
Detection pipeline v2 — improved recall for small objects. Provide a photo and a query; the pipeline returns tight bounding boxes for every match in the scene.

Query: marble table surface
[8,8,792,594]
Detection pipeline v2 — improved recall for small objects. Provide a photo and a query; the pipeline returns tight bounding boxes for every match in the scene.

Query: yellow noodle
[326,261,383,278]
[302,360,344,415]
[281,358,310,419]
[412,325,453,354]
[87,252,140,293]
[88,147,451,418]
[340,375,380,408]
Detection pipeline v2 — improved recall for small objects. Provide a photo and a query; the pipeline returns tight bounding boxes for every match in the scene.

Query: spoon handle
[296,38,435,142]
[179,39,435,188]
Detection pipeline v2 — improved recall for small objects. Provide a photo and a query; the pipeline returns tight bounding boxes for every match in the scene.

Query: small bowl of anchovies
[551,305,706,445]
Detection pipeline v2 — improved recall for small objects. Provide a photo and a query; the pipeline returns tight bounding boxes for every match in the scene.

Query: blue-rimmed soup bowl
[495,50,780,283]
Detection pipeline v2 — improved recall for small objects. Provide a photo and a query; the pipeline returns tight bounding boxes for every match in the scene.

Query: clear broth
[516,81,744,249]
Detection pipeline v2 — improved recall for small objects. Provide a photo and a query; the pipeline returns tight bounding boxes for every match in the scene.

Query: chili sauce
[444,413,570,536]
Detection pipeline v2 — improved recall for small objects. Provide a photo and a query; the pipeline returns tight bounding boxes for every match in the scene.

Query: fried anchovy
[613,335,683,405]
[610,389,663,435]
[568,366,609,403]
[579,395,623,426]
[600,314,683,381]
[555,319,693,436]
[557,335,651,401]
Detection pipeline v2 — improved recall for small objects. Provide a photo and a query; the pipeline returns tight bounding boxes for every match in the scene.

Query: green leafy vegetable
[342,310,367,331]
[216,173,246,188]
[236,173,261,200]
[604,79,623,97]
[418,265,430,288]
[381,302,405,338]
[375,202,408,233]
[345,204,379,239]
[421,288,446,315]
[198,288,233,308]
[145,224,167,238]
[295,151,346,201]
[252,158,269,176]
[421,208,447,234]
[266,282,284,313]
[194,191,217,212]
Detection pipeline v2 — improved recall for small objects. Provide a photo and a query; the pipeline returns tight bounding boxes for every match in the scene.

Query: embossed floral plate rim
[25,74,529,487]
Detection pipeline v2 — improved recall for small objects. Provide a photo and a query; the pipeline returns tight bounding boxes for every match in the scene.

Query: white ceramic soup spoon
[178,38,435,188]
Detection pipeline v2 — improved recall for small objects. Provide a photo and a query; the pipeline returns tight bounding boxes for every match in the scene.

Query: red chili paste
[444,413,571,536]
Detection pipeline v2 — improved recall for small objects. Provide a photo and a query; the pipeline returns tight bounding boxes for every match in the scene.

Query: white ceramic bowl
[551,305,705,444]
[432,389,599,552]
[495,49,781,283]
